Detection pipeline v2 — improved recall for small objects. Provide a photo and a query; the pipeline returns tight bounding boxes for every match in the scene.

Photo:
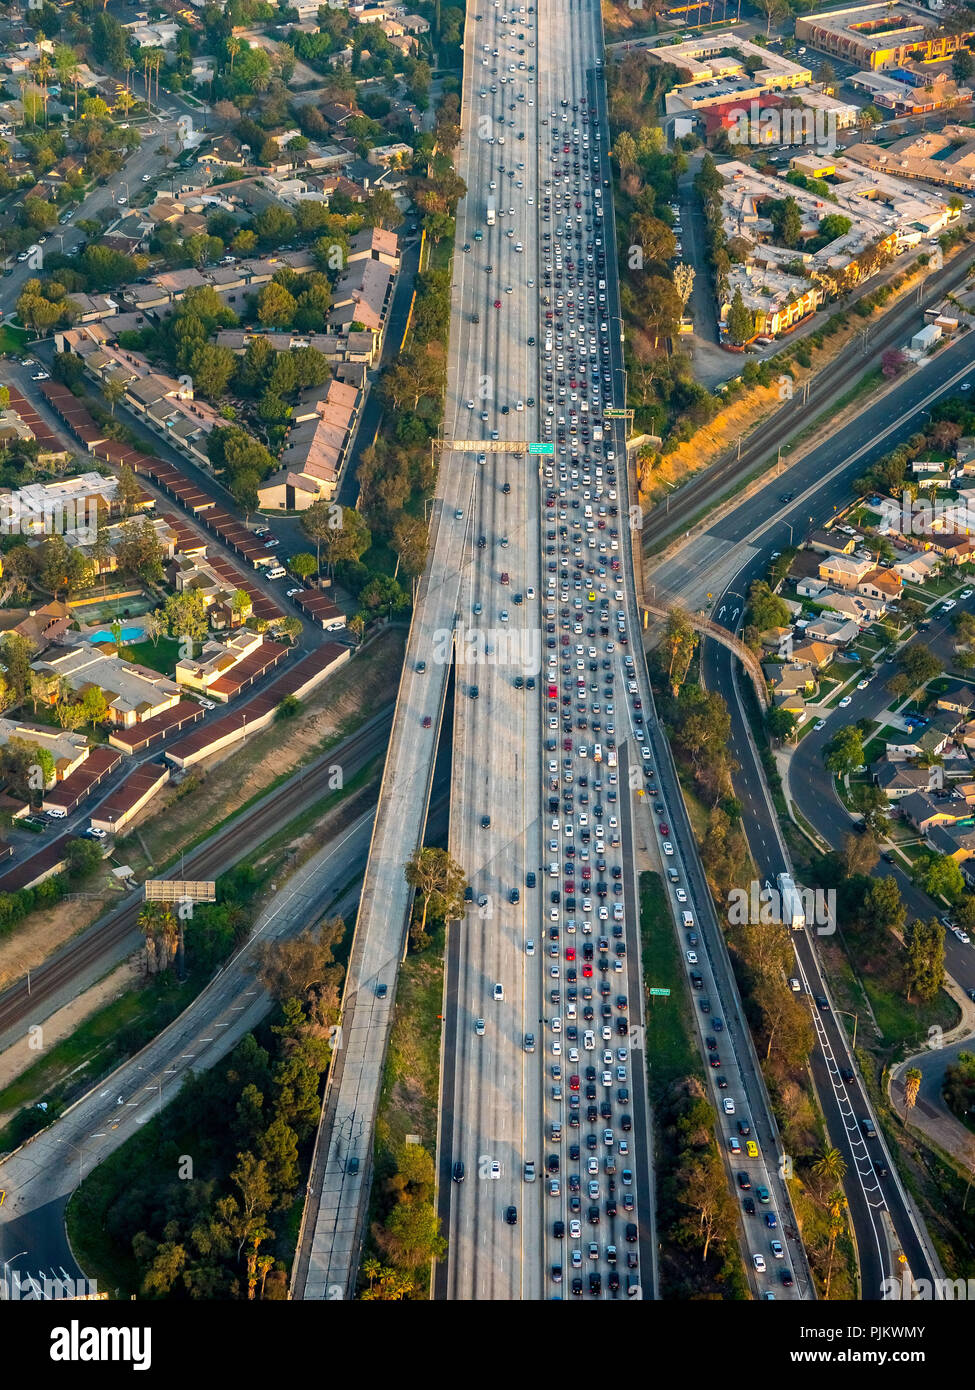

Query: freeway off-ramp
[649,343,975,1294]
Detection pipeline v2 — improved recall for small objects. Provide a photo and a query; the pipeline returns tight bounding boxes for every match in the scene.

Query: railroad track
[0,709,394,1036]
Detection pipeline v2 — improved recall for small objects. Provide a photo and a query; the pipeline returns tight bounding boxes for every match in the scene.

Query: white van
[266,565,286,579]
[681,911,694,928]
[46,807,67,819]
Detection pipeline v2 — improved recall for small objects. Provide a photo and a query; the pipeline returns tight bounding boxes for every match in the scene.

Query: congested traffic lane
[587,52,811,1299]
[439,0,653,1300]
[533,0,649,1299]
[441,0,546,1300]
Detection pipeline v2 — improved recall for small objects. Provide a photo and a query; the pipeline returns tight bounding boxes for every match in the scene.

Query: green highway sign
[604,409,628,419]
[529,442,554,455]
[647,988,671,997]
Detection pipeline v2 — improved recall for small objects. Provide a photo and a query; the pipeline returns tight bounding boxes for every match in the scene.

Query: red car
[582,963,593,978]
[494,299,501,308]
[569,1073,580,1091]
[566,947,576,961]
[659,823,669,836]
[422,715,432,728]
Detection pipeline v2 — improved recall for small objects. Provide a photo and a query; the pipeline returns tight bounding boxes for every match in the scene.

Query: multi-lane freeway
[428,0,809,1300]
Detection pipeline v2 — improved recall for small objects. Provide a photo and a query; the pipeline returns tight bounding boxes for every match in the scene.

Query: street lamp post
[56,1136,85,1187]
[835,1009,858,1052]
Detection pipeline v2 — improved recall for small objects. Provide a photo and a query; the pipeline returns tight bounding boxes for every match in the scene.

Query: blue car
[765,1212,777,1228]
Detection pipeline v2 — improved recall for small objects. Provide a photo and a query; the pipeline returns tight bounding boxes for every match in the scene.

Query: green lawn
[0,323,29,356]
[118,636,182,675]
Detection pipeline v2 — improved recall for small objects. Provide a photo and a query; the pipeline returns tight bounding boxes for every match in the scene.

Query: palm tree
[227,36,241,72]
[904,1067,922,1109]
[55,45,78,117]
[137,902,163,975]
[34,52,53,127]
[152,50,165,110]
[823,1192,847,1299]
[811,1146,847,1188]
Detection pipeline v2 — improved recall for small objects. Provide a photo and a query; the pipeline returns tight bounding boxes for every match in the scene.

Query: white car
[87,826,107,840]
[686,951,698,964]
[142,173,152,182]
[490,1160,501,1179]
[723,1097,735,1115]
[286,587,303,598]
[838,695,852,708]
[962,589,974,600]
[675,888,687,903]
[942,599,956,612]
[856,678,870,690]
[493,982,504,1001]
[662,842,674,856]
[753,1254,766,1273]
[583,1030,595,1049]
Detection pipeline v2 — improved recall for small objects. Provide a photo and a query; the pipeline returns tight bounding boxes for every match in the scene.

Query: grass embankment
[639,870,698,1101]
[360,924,446,1300]
[638,870,749,1300]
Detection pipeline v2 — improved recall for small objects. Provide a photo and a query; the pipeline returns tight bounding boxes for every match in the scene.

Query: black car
[625,1222,638,1244]
[452,1160,465,1183]
[554,1220,565,1239]
[571,1275,583,1296]
[840,1067,855,1083]
[620,1113,632,1132]
[526,870,537,888]
[588,1205,600,1225]
[743,1197,755,1216]
[589,1272,601,1295]
[737,1171,751,1190]
[780,1269,794,1288]
[505,1205,518,1225]
[815,995,830,1011]
[509,888,520,903]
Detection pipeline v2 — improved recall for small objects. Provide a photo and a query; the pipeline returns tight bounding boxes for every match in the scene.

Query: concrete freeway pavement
[291,115,497,1296]
[435,0,662,1301]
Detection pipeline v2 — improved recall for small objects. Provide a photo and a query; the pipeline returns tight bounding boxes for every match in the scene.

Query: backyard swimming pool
[89,626,144,644]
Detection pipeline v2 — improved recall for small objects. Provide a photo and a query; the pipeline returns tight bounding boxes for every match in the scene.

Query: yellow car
[588,590,596,601]
[746,1140,759,1159]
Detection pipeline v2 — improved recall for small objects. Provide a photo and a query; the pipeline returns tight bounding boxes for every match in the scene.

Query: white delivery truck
[776,872,805,930]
